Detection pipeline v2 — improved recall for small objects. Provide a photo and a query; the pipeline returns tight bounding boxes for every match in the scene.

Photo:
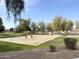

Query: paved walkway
[0,35,61,46]
[65,35,79,38]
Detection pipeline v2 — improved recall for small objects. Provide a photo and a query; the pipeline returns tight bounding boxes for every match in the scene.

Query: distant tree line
[1,15,79,34]
[51,16,73,34]
[15,18,47,34]
[13,16,74,34]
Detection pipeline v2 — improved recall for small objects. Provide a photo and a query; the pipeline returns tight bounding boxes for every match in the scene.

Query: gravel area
[0,47,79,59]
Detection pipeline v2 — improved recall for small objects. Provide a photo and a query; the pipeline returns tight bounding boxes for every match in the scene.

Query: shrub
[10,28,13,32]
[64,38,77,50]
[50,45,56,52]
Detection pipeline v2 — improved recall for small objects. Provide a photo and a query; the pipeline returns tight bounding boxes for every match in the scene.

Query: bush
[50,45,56,52]
[64,38,77,50]
[10,28,13,32]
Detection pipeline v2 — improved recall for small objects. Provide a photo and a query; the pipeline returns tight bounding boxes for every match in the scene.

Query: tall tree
[61,19,73,33]
[38,21,46,32]
[47,23,52,31]
[76,20,79,30]
[61,20,67,32]
[31,22,37,32]
[5,0,24,22]
[65,20,73,32]
[0,17,5,32]
[52,16,62,33]
[16,18,31,31]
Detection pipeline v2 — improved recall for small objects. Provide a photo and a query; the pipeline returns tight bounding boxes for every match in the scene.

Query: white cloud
[26,0,39,7]
[0,0,5,6]
[25,0,39,11]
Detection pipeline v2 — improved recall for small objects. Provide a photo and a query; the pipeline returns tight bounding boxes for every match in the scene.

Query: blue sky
[0,0,79,29]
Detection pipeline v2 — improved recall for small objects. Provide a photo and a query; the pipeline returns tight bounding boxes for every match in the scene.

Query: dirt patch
[0,47,79,59]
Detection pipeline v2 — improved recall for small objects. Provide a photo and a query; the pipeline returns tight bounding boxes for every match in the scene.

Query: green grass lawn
[0,37,64,52]
[0,37,78,52]
[0,41,36,52]
[37,37,64,48]
[0,32,25,38]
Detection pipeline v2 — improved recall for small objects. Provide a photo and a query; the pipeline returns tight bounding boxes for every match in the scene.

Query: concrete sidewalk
[0,35,61,46]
